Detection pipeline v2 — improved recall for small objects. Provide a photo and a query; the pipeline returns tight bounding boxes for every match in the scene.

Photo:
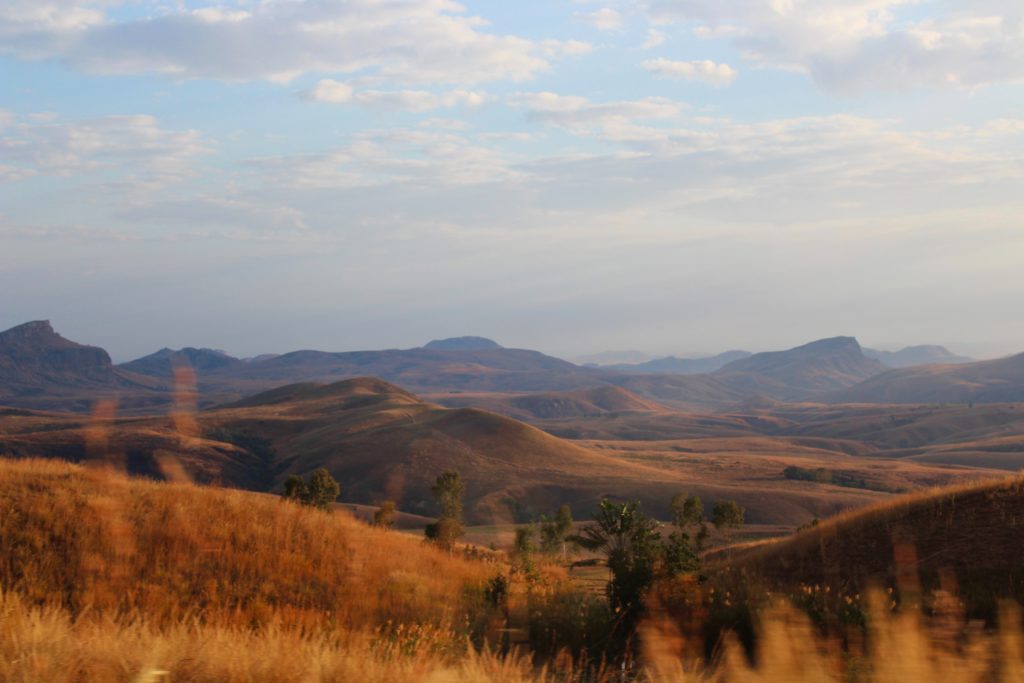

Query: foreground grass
[4,459,1024,681]
[0,459,494,632]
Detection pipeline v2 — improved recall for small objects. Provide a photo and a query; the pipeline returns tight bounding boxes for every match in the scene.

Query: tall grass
[0,459,493,632]
[5,458,1024,681]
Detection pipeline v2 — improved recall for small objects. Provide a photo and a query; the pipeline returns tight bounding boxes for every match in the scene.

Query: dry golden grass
[6,457,1024,682]
[5,585,1024,682]
[0,458,493,631]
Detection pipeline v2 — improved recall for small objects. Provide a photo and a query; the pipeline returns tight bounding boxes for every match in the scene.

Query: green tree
[307,468,341,509]
[712,500,745,534]
[373,500,397,528]
[283,474,308,502]
[573,500,661,614]
[539,504,575,558]
[281,469,340,510]
[514,524,539,579]
[666,493,703,574]
[427,470,464,552]
[670,493,704,528]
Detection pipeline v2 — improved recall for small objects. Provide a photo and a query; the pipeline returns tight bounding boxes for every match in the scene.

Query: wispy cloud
[0,0,577,86]
[642,58,737,86]
[646,0,1024,90]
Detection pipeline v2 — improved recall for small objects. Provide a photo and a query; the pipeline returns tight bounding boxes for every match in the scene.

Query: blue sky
[1,0,1022,361]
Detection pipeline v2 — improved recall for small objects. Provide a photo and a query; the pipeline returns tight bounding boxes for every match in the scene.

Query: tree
[307,468,341,509]
[665,493,702,575]
[513,524,539,578]
[283,474,308,502]
[281,469,340,510]
[712,500,745,534]
[427,470,464,552]
[539,504,575,558]
[670,493,704,529]
[373,500,397,528]
[573,500,662,614]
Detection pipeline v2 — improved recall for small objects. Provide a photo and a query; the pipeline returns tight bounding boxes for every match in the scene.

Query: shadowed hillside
[603,350,752,375]
[708,476,1024,617]
[433,386,670,419]
[831,353,1024,404]
[863,345,971,368]
[0,321,164,412]
[119,347,243,379]
[712,337,888,400]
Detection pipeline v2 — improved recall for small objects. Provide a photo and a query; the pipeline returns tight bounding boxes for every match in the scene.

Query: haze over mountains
[0,321,1014,414]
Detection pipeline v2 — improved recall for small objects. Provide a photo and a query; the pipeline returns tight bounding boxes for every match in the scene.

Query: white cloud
[510,92,688,142]
[0,0,575,85]
[0,112,207,187]
[642,58,738,85]
[247,128,523,189]
[304,80,489,111]
[581,8,624,31]
[646,0,1024,90]
[641,29,666,49]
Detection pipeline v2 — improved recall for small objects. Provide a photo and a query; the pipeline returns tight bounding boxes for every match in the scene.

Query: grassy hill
[0,377,937,527]
[0,458,493,629]
[707,476,1024,619]
[433,386,669,420]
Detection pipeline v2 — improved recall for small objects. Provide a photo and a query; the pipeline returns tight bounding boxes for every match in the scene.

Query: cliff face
[0,321,114,386]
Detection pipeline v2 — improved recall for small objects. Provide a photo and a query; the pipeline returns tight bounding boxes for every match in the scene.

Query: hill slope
[712,337,888,400]
[0,458,492,631]
[0,321,163,411]
[863,345,971,368]
[605,350,752,375]
[831,353,1024,405]
[119,346,243,378]
[0,377,895,526]
[709,476,1024,616]
[433,386,670,420]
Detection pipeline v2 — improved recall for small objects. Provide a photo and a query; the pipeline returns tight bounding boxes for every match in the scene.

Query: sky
[1,0,1023,362]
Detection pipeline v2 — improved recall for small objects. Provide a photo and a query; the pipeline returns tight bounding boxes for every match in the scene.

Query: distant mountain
[862,345,971,368]
[0,321,165,412]
[0,321,114,386]
[831,352,1024,404]
[574,350,654,366]
[605,350,752,375]
[120,347,242,378]
[711,337,888,401]
[423,336,502,351]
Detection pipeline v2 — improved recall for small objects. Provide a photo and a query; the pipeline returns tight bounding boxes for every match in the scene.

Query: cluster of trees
[278,467,745,624]
[574,495,744,619]
[512,505,574,576]
[282,468,340,510]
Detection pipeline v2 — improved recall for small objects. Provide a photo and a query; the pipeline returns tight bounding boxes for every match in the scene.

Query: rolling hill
[0,377,910,526]
[119,346,243,378]
[863,345,971,368]
[433,385,670,420]
[423,336,503,350]
[603,350,752,375]
[831,352,1024,405]
[708,476,1024,617]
